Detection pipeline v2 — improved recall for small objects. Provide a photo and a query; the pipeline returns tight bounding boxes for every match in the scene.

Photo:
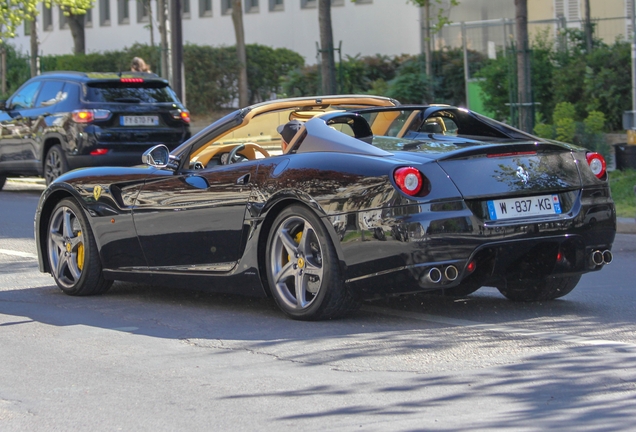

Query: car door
[133,161,257,271]
[0,80,42,173]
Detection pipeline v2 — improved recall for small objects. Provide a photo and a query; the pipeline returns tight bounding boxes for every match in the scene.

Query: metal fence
[437,15,631,68]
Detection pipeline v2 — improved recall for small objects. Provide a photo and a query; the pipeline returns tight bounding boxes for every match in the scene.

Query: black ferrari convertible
[35,96,616,320]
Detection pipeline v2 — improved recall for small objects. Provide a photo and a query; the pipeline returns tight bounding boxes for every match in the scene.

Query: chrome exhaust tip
[444,265,458,281]
[427,267,442,284]
[591,250,604,266]
[602,250,613,264]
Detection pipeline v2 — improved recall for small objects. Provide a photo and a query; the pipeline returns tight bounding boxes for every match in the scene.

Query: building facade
[8,0,633,69]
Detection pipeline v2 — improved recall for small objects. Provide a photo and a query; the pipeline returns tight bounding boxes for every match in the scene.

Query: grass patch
[609,169,636,218]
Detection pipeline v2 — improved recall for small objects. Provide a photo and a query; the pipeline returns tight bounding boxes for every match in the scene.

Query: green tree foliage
[0,44,30,97]
[408,0,459,33]
[281,49,485,106]
[478,27,629,131]
[0,0,38,41]
[385,57,431,103]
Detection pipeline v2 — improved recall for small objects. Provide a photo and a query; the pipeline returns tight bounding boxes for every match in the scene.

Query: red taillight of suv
[394,167,424,196]
[72,109,111,124]
[170,109,190,124]
[586,152,607,179]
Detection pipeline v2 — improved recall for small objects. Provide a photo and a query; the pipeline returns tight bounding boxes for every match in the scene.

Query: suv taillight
[170,109,190,124]
[586,152,607,179]
[72,109,111,124]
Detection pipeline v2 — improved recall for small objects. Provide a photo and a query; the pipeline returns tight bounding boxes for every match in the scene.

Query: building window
[100,0,111,26]
[300,0,316,9]
[118,0,130,24]
[199,0,212,17]
[269,0,282,11]
[244,0,258,13]
[59,7,69,29]
[85,8,93,27]
[182,0,191,18]
[332,0,343,5]
[221,0,232,15]
[43,4,53,31]
[137,0,150,22]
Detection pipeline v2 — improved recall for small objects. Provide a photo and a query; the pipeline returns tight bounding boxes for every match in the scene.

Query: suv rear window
[86,81,179,103]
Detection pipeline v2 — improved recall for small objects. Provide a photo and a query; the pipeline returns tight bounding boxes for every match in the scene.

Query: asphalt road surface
[1,180,635,431]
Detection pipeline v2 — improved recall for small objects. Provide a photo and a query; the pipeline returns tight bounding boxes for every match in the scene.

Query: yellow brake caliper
[76,231,84,270]
[286,231,303,263]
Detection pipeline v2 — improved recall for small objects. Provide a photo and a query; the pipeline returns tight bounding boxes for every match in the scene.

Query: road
[1,181,635,431]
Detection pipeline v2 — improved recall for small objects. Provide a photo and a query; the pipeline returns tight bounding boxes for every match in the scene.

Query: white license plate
[120,116,159,126]
[487,194,562,220]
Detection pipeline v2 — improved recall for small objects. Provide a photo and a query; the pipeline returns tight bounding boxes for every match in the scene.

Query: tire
[265,205,360,320]
[0,176,6,191]
[47,198,112,296]
[497,275,581,302]
[44,145,69,185]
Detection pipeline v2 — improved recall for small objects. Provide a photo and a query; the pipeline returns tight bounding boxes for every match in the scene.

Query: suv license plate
[121,116,159,126]
[487,194,562,220]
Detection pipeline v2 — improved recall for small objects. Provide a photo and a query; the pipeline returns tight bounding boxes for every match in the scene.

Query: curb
[7,177,46,185]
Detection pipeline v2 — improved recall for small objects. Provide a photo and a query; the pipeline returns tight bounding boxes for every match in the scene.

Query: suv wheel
[44,145,69,185]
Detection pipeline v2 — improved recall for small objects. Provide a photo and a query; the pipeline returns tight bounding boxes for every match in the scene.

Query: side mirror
[142,144,170,168]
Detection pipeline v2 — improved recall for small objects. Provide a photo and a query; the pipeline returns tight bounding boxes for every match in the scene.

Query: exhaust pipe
[424,267,442,284]
[602,250,613,264]
[445,265,459,281]
[591,250,604,266]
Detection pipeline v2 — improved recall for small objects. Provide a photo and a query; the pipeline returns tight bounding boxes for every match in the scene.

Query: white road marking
[0,249,38,259]
[363,305,636,351]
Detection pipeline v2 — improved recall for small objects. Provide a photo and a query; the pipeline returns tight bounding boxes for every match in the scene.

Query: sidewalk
[5,178,636,234]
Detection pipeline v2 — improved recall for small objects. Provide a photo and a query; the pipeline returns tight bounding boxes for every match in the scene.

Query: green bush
[0,44,31,99]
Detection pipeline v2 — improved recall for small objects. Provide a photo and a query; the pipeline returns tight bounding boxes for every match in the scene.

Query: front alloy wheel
[265,205,359,320]
[47,199,112,296]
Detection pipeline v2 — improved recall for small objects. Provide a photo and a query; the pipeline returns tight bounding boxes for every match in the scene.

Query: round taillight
[394,167,423,196]
[586,152,606,179]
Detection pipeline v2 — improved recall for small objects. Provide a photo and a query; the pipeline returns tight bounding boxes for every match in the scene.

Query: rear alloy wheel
[44,145,69,185]
[265,205,360,320]
[47,198,112,296]
[497,275,581,302]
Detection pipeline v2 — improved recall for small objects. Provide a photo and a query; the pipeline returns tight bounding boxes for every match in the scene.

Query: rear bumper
[66,133,190,170]
[329,190,616,298]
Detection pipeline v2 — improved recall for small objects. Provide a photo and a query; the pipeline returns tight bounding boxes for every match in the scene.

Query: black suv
[0,71,190,189]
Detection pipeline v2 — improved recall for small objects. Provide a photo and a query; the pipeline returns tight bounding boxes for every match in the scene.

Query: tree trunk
[67,13,86,55]
[584,0,592,53]
[423,2,432,100]
[30,20,38,77]
[158,0,169,79]
[318,0,336,94]
[515,0,532,132]
[147,0,155,49]
[231,0,248,107]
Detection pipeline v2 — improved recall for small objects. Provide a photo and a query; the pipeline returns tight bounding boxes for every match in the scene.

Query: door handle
[236,173,250,185]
